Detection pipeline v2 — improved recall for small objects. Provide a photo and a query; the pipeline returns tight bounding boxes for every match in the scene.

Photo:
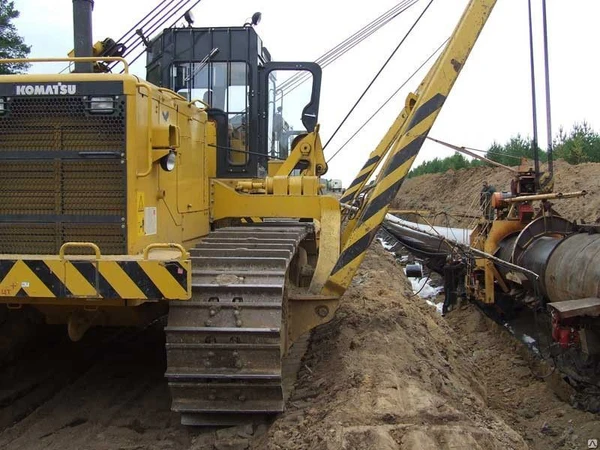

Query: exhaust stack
[72,0,94,73]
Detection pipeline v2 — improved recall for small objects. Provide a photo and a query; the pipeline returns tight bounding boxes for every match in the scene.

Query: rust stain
[451,59,463,72]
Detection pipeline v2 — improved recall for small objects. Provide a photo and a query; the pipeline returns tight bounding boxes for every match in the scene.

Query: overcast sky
[14,0,600,185]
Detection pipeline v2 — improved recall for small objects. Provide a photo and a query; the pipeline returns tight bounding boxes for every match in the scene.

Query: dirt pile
[256,244,526,449]
[393,160,600,224]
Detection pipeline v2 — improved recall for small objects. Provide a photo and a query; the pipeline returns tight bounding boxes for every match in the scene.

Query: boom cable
[278,0,418,96]
[59,0,202,74]
[323,0,436,150]
[452,145,530,161]
[109,0,186,57]
[326,37,447,164]
[116,0,203,72]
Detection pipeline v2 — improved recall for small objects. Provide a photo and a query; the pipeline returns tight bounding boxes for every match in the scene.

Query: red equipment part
[518,203,534,222]
[551,313,579,349]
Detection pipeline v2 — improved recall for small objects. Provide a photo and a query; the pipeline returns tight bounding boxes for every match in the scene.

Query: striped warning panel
[319,0,496,299]
[241,217,263,224]
[0,258,190,300]
[332,95,446,272]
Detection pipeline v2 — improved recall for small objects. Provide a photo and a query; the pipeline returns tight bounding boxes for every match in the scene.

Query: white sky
[14,0,600,186]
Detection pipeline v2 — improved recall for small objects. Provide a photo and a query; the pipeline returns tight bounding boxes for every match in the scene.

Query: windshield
[267,69,314,159]
[172,61,249,165]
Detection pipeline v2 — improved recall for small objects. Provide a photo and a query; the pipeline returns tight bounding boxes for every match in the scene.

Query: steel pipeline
[383,214,600,303]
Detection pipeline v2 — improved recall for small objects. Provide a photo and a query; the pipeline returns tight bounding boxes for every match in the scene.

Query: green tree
[0,0,30,74]
[409,152,482,177]
[486,134,547,166]
[408,122,600,178]
[553,122,600,164]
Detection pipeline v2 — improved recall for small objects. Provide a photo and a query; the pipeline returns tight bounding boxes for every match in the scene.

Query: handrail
[136,82,154,177]
[157,87,187,101]
[0,57,129,74]
[188,98,210,109]
[142,243,188,260]
[59,242,102,260]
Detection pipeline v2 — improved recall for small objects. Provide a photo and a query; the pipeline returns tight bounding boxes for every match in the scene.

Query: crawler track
[166,224,311,426]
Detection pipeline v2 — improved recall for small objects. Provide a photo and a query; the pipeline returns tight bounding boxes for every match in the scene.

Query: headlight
[160,151,177,172]
[89,96,114,112]
[0,98,5,113]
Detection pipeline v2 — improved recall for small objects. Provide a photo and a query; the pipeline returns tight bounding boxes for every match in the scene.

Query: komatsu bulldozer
[0,0,498,425]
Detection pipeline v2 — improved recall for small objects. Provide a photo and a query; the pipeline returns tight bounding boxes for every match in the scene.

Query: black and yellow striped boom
[322,0,498,296]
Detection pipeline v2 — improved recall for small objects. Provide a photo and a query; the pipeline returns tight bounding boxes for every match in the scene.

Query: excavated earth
[256,245,600,450]
[393,159,600,226]
[256,245,526,450]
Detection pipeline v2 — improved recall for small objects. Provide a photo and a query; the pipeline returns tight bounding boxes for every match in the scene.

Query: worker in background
[442,253,466,316]
[510,174,519,196]
[273,106,284,156]
[480,180,496,221]
[273,106,283,134]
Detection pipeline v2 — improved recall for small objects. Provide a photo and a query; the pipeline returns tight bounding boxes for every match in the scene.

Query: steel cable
[59,0,185,73]
[121,0,203,72]
[110,0,184,53]
[278,0,417,95]
[323,0,436,150]
[326,37,446,164]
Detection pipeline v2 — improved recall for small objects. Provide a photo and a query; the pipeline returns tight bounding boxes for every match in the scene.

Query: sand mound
[256,244,526,449]
[393,160,600,225]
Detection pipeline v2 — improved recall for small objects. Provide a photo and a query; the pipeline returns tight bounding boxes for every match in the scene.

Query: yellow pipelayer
[0,0,498,424]
[0,0,499,346]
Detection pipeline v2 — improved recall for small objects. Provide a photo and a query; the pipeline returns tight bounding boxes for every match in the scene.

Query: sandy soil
[447,303,600,450]
[257,245,529,450]
[0,323,205,450]
[393,160,600,225]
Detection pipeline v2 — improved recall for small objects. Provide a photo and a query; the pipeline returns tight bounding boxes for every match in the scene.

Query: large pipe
[497,230,600,304]
[384,211,600,302]
[383,214,600,305]
[382,216,539,279]
[517,235,562,297]
[73,0,94,73]
[543,233,600,303]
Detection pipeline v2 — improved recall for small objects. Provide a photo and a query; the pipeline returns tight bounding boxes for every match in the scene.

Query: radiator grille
[0,96,125,152]
[0,223,126,255]
[0,94,127,255]
[0,160,125,216]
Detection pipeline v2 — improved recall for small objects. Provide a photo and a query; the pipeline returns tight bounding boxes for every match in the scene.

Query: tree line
[409,122,600,177]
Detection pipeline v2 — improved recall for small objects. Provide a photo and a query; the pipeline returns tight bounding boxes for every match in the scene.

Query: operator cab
[146,26,321,178]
